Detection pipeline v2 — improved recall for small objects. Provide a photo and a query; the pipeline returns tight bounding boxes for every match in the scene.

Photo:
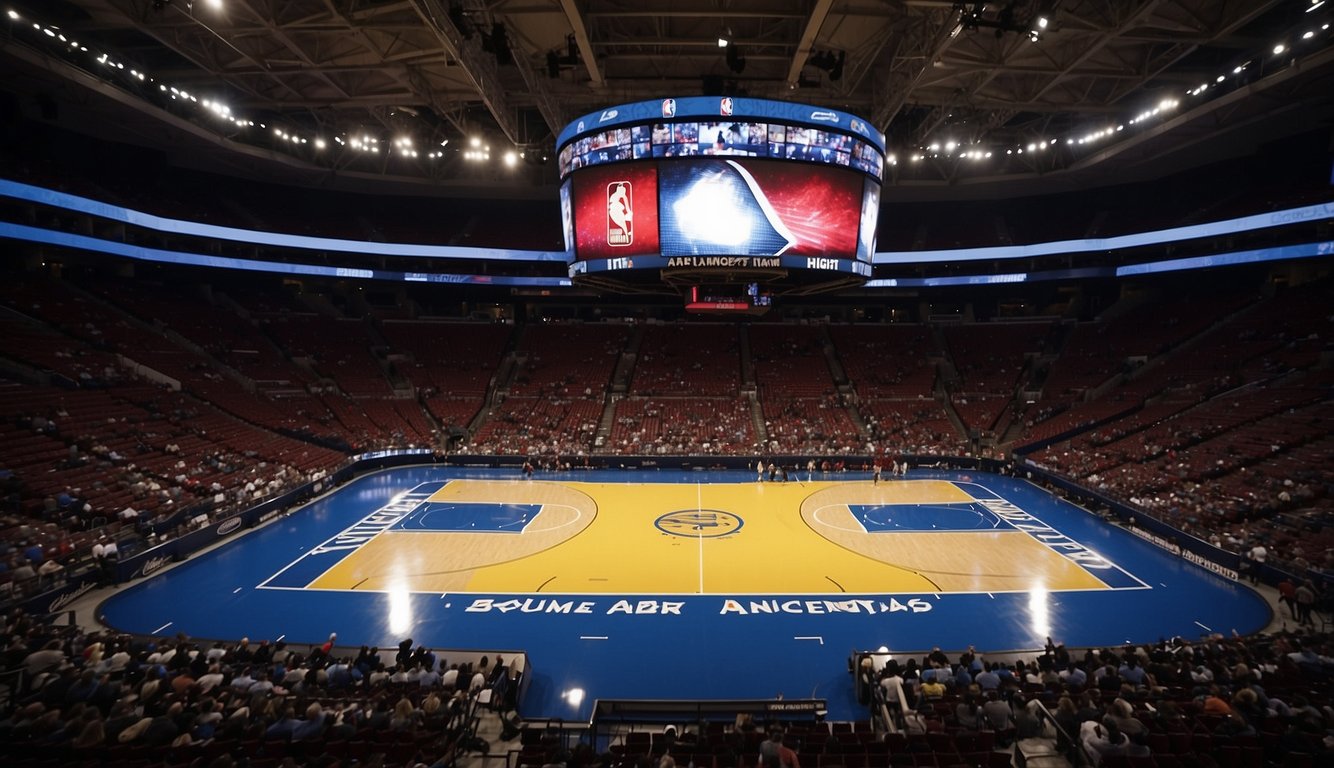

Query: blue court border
[98,467,1271,722]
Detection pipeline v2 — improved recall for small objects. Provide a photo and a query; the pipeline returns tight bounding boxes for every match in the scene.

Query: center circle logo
[654,509,744,538]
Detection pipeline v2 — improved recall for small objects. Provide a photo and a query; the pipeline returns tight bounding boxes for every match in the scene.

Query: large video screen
[659,159,861,258]
[569,162,661,260]
[570,158,868,261]
[559,179,574,256]
[857,177,880,263]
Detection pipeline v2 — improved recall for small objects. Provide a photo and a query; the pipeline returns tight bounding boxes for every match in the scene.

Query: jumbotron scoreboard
[557,97,884,308]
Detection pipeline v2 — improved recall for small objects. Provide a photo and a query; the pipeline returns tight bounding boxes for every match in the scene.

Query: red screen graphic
[571,163,660,260]
[732,160,862,258]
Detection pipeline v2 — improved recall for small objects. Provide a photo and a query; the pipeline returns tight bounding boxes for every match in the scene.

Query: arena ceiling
[3,0,1333,191]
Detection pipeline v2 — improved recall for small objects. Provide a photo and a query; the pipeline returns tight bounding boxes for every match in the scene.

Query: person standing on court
[1246,542,1267,584]
[95,535,119,585]
[1278,576,1298,619]
[1294,580,1317,626]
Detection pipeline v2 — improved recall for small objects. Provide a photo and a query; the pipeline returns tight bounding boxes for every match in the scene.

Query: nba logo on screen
[719,97,734,116]
[661,99,676,118]
[606,181,633,247]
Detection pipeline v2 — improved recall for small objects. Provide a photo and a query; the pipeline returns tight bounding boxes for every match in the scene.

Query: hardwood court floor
[306,479,1111,595]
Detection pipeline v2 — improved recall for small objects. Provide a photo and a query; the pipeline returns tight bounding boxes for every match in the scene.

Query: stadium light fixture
[1273,43,1286,54]
[1028,16,1047,43]
[7,10,20,20]
[717,37,729,47]
[1307,1,1324,13]
[314,138,326,150]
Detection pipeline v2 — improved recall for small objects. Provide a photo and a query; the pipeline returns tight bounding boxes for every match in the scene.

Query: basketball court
[260,478,1137,596]
[98,466,1271,721]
